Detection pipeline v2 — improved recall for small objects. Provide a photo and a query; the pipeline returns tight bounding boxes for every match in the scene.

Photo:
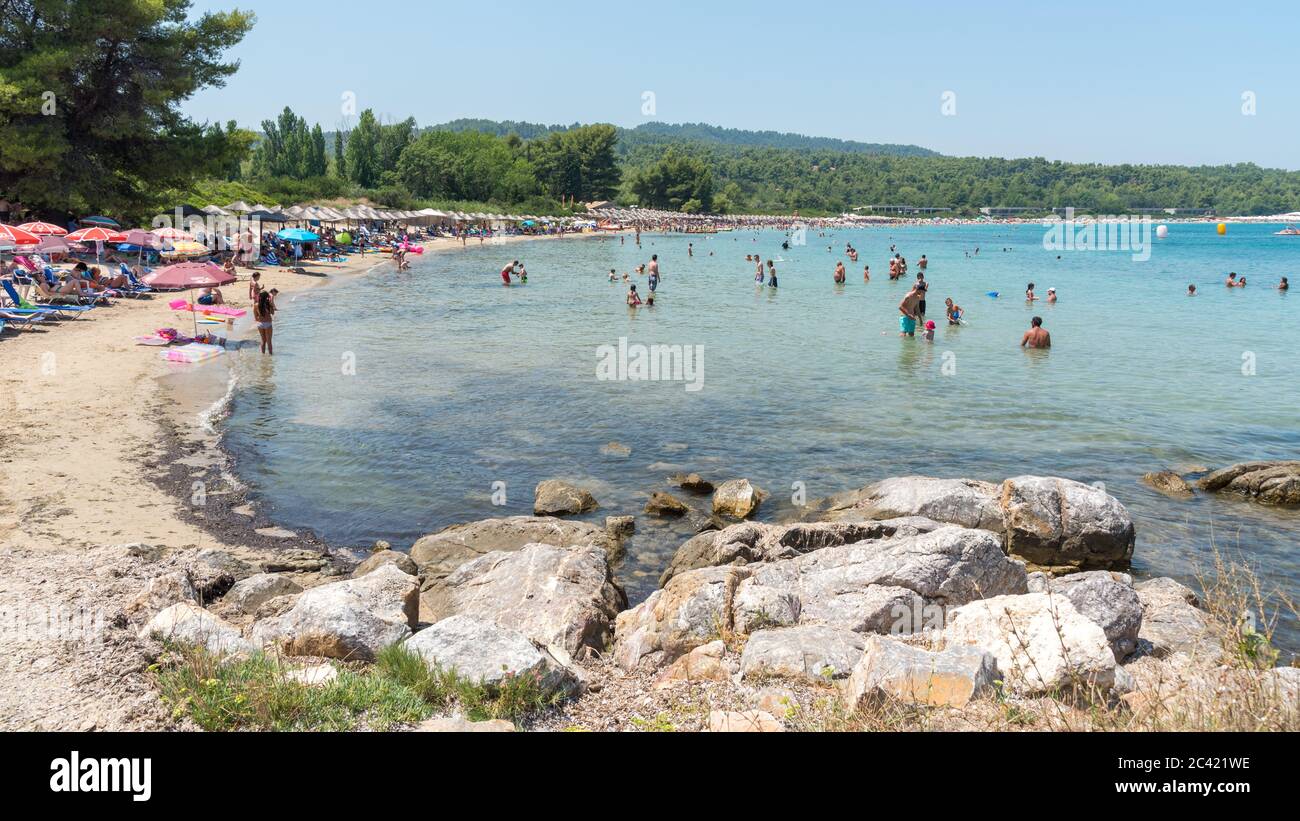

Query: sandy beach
[0,230,600,729]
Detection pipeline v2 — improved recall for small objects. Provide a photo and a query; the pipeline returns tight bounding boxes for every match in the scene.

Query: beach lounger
[0,310,50,329]
[2,280,96,318]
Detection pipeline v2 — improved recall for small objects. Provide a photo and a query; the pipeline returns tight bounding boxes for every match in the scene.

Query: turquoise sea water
[222,222,1300,650]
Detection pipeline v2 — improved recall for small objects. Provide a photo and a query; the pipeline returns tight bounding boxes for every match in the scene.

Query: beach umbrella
[162,240,211,258]
[225,201,253,213]
[202,205,230,216]
[143,261,237,335]
[79,215,121,228]
[16,221,66,236]
[277,228,319,242]
[66,226,126,243]
[36,236,70,255]
[0,223,41,245]
[151,226,194,241]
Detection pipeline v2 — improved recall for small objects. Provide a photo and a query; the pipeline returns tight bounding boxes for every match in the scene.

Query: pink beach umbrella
[151,226,194,241]
[143,261,238,336]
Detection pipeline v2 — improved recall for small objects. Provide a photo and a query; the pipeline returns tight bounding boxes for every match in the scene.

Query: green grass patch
[153,643,563,732]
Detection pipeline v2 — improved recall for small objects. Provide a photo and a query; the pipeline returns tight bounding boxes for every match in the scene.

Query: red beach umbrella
[65,226,127,243]
[0,223,41,245]
[16,221,67,236]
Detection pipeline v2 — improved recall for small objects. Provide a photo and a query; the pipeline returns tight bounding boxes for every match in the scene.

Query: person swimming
[1187,284,1197,296]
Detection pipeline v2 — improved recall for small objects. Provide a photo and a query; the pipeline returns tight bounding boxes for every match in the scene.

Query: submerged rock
[533,479,599,516]
[1197,461,1300,506]
[1141,470,1195,498]
[644,491,689,517]
[670,473,715,495]
[712,479,766,519]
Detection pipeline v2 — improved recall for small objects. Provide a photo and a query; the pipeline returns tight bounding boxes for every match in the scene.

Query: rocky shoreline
[127,466,1299,732]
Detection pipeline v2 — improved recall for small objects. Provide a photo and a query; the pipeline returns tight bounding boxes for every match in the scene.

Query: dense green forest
[3,2,1299,222]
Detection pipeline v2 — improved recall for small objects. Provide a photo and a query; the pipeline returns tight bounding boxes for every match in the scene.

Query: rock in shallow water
[1197,460,1300,506]
[712,479,765,519]
[1141,470,1195,498]
[817,475,1136,573]
[645,491,689,517]
[533,479,599,516]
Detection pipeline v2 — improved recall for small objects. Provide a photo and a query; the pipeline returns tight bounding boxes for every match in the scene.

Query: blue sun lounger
[2,279,96,318]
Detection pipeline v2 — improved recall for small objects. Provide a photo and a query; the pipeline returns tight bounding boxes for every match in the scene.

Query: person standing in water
[254,289,276,355]
[898,286,922,337]
[834,261,846,284]
[501,260,517,286]
[1021,316,1051,349]
[767,260,778,288]
[626,284,642,306]
[914,273,928,325]
[863,264,870,282]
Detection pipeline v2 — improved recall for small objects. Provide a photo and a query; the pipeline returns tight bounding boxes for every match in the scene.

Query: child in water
[922,320,936,342]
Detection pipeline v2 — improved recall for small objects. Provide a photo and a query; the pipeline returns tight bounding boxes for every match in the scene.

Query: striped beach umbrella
[151,226,194,241]
[16,221,67,236]
[0,223,41,245]
[66,226,127,243]
[162,240,210,258]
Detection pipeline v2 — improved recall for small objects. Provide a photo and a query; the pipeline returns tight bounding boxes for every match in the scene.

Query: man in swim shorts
[899,286,921,337]
[501,261,516,285]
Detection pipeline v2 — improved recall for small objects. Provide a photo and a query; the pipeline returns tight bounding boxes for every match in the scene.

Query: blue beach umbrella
[80,215,121,228]
[277,228,319,243]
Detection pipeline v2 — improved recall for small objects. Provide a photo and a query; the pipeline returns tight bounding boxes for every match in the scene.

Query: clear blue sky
[185,0,1300,169]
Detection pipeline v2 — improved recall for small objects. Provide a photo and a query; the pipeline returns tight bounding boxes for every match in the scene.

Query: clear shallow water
[222,223,1300,650]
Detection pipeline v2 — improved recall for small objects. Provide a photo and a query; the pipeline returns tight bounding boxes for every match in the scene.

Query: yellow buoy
[1217,222,1227,235]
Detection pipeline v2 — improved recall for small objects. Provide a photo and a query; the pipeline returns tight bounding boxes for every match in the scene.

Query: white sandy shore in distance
[0,230,608,729]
